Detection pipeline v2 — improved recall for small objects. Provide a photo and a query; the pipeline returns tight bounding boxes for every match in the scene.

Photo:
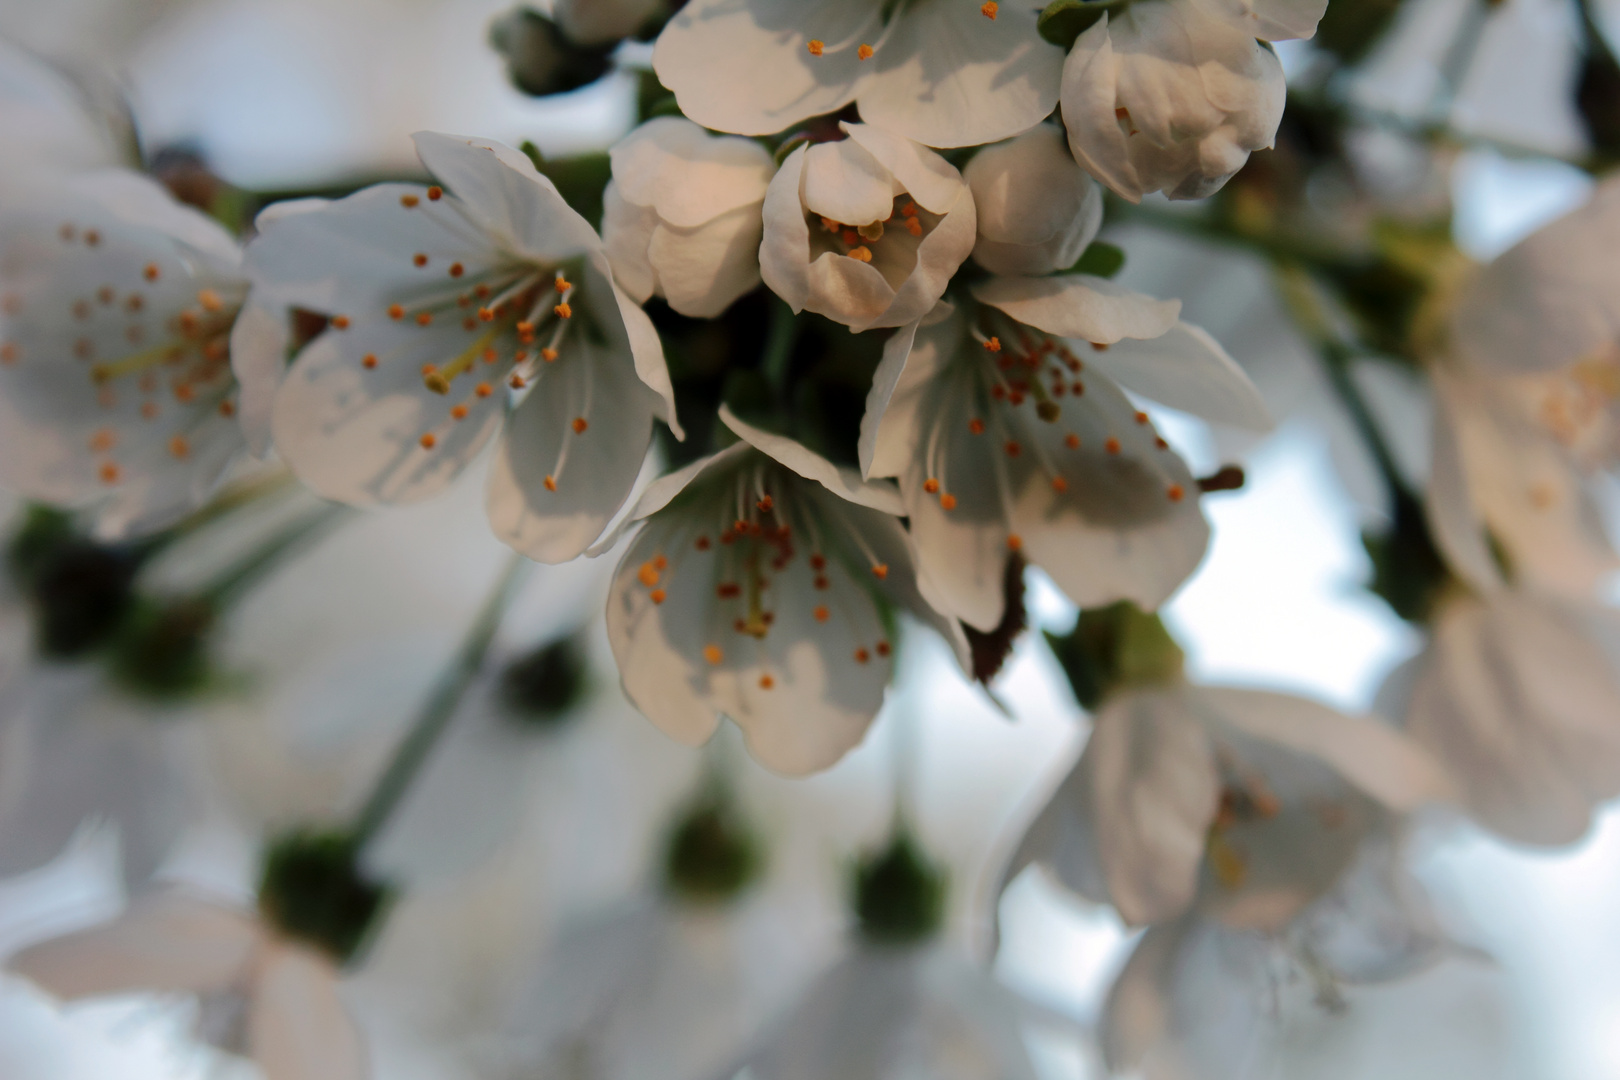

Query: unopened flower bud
[965,124,1102,276]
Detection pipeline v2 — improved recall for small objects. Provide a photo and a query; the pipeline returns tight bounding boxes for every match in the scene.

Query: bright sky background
[1,1,1619,1077]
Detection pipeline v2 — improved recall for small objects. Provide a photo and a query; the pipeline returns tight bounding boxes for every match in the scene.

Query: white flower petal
[722,404,902,515]
[841,123,965,216]
[966,125,1102,277]
[1407,593,1620,845]
[854,0,1064,149]
[653,0,876,136]
[857,312,928,479]
[1194,0,1329,40]
[647,206,765,319]
[1087,688,1220,927]
[1451,175,1620,375]
[606,265,685,440]
[1199,688,1456,813]
[270,321,506,506]
[971,274,1181,344]
[760,146,813,313]
[611,118,775,229]
[1084,321,1273,430]
[411,132,601,263]
[602,181,659,305]
[249,945,367,1080]
[802,138,899,229]
[1425,374,1504,594]
[69,170,241,273]
[486,338,656,563]
[228,300,289,457]
[1004,748,1110,905]
[12,892,260,999]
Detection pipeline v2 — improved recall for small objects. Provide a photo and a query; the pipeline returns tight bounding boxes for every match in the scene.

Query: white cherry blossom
[246,132,682,564]
[1393,589,1620,847]
[603,117,775,319]
[761,123,976,333]
[860,283,1269,630]
[605,405,967,776]
[1060,4,1288,203]
[11,888,366,1080]
[1007,684,1452,928]
[653,0,1065,149]
[963,123,1103,278]
[1428,177,1620,597]
[737,943,1049,1080]
[0,170,269,540]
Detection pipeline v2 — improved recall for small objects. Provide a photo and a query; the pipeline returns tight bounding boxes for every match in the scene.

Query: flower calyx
[499,634,589,726]
[1045,600,1185,712]
[662,793,762,906]
[257,829,394,967]
[853,829,947,946]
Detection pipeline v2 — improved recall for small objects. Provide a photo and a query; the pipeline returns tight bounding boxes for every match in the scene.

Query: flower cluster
[5,1,1620,1077]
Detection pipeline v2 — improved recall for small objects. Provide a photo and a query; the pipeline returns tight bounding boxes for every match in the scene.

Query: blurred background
[1,0,1619,1076]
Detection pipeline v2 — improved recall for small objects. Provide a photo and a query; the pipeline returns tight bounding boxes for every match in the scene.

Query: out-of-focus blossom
[761,123,975,334]
[1198,0,1329,40]
[605,405,966,776]
[0,39,133,195]
[0,170,271,539]
[962,124,1103,278]
[603,118,775,319]
[1428,177,1620,596]
[1100,831,1449,1080]
[246,132,682,564]
[739,943,1048,1080]
[11,887,367,1080]
[860,287,1268,631]
[1390,589,1620,846]
[652,0,1064,148]
[1060,4,1289,202]
[1008,685,1452,928]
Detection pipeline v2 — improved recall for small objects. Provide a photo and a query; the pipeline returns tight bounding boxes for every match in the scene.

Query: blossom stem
[352,552,532,846]
[760,295,798,401]
[200,503,351,608]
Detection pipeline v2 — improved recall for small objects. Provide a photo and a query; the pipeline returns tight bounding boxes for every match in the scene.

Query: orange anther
[142,401,159,419]
[1052,476,1068,492]
[419,433,437,449]
[876,641,891,657]
[854,647,870,664]
[389,304,405,320]
[415,311,433,326]
[449,262,464,277]
[923,478,940,494]
[98,462,120,484]
[807,39,824,56]
[968,418,986,435]
[1005,440,1021,457]
[475,382,493,397]
[401,194,420,208]
[84,230,100,247]
[542,347,559,362]
[757,495,774,511]
[1155,437,1169,450]
[871,564,889,579]
[143,263,160,282]
[696,536,712,550]
[639,562,661,586]
[554,277,571,293]
[451,404,469,420]
[414,253,428,267]
[482,348,497,364]
[198,289,224,313]
[555,302,572,319]
[168,435,189,458]
[1105,437,1121,455]
[219,400,236,417]
[940,493,957,510]
[982,0,998,16]
[89,428,116,452]
[426,185,443,201]
[1006,534,1022,551]
[1135,411,1149,425]
[1167,484,1186,502]
[759,674,775,689]
[814,606,830,622]
[174,383,195,404]
[704,645,723,665]
[363,353,379,369]
[814,576,829,590]
[544,474,557,491]
[905,218,923,237]
[510,374,527,389]
[858,43,873,59]
[651,589,666,604]
[571,417,588,434]
[985,337,1002,353]
[0,343,17,365]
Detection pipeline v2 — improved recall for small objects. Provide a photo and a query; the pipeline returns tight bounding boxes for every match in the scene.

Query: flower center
[807,196,937,290]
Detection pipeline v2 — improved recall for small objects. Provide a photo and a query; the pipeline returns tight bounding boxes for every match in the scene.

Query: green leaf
[1068,240,1126,278]
[1038,0,1130,50]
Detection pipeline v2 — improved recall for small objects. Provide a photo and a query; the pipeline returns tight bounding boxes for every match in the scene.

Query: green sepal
[1361,490,1456,626]
[106,596,219,701]
[519,143,612,231]
[1038,0,1131,50]
[662,794,763,906]
[1046,601,1184,711]
[499,635,589,726]
[853,829,947,946]
[258,830,393,966]
[1067,240,1127,279]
